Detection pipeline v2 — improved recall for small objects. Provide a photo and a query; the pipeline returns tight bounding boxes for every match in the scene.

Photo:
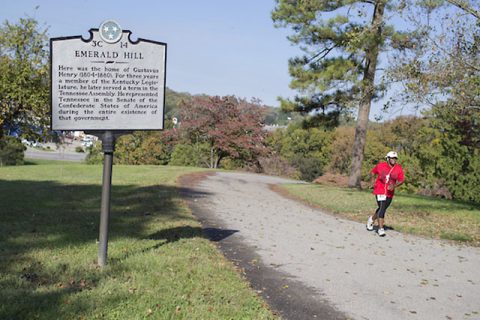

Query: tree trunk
[348,0,385,188]
[214,155,222,169]
[210,147,215,169]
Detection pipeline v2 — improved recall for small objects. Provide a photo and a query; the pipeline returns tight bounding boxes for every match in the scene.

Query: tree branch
[307,45,336,63]
[406,12,480,72]
[424,32,480,72]
[445,0,480,20]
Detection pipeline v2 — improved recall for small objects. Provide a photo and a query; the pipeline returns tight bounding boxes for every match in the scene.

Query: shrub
[291,155,324,182]
[258,155,299,179]
[75,146,84,153]
[435,141,480,203]
[85,142,103,164]
[0,136,26,166]
[114,132,172,165]
[170,144,197,166]
[170,143,210,167]
[220,157,243,170]
[327,126,354,174]
[396,152,423,194]
[277,127,333,168]
[417,180,452,199]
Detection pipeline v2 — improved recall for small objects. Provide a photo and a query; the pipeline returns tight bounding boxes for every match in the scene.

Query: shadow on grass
[0,178,227,319]
[0,180,207,251]
[147,225,238,243]
[108,226,239,264]
[23,160,39,165]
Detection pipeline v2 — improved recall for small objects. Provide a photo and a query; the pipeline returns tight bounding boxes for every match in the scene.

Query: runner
[366,151,405,236]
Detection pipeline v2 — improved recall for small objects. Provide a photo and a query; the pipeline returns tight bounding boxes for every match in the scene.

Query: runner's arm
[393,168,405,189]
[370,173,376,189]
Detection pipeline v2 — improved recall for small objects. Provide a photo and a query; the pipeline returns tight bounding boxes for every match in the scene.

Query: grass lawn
[0,160,275,319]
[277,183,480,246]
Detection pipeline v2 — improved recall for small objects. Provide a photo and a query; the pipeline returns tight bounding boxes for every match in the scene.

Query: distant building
[263,124,287,132]
[73,131,98,141]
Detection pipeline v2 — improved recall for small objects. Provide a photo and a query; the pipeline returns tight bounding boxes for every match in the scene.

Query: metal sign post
[96,131,115,267]
[50,20,166,267]
[89,130,129,266]
[98,151,112,266]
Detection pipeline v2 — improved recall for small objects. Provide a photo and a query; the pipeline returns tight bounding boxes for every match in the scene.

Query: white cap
[386,151,398,159]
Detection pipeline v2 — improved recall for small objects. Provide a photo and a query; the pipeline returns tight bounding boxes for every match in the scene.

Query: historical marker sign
[50,20,166,131]
[50,21,167,267]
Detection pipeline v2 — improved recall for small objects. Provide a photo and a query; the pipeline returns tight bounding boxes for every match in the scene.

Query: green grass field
[0,160,275,319]
[278,183,480,245]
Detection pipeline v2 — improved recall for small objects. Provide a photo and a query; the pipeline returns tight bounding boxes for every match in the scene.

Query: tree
[270,124,333,167]
[389,0,479,106]
[267,124,334,181]
[445,0,480,19]
[164,87,192,119]
[272,0,415,187]
[0,136,26,166]
[389,0,479,150]
[177,95,268,169]
[407,109,480,202]
[114,131,174,165]
[0,17,49,139]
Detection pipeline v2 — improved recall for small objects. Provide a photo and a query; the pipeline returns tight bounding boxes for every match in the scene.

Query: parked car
[21,139,40,147]
[82,139,93,147]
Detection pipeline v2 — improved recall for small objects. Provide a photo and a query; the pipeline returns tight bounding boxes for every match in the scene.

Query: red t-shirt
[371,162,405,198]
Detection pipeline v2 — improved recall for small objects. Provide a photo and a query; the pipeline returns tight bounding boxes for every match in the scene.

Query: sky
[1,0,427,120]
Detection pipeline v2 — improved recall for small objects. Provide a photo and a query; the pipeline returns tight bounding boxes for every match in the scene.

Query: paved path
[187,171,480,320]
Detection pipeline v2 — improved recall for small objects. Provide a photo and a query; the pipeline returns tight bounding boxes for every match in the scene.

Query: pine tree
[272,0,415,187]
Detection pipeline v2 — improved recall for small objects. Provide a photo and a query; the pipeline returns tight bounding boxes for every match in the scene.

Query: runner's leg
[378,197,392,229]
[372,199,381,223]
[377,201,387,229]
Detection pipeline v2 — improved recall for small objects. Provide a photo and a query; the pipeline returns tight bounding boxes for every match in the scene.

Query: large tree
[272,0,416,187]
[0,17,49,139]
[177,95,269,169]
[389,0,479,145]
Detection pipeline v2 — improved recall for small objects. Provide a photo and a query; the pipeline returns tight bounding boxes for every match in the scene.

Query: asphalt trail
[184,171,480,320]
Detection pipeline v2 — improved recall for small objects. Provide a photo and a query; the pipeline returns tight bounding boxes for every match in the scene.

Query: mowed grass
[0,160,275,320]
[278,184,480,245]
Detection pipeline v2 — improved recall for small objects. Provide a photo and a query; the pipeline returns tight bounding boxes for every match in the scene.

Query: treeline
[271,113,479,203]
[85,91,479,203]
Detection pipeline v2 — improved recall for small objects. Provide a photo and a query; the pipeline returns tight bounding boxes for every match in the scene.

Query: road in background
[24,141,87,162]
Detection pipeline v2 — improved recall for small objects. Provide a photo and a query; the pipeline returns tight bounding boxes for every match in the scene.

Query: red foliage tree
[178,95,269,168]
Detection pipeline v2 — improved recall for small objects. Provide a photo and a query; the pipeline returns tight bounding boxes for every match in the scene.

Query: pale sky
[2,0,428,120]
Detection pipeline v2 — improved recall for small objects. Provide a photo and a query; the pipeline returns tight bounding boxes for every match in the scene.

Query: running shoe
[366,216,374,231]
[378,228,386,237]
